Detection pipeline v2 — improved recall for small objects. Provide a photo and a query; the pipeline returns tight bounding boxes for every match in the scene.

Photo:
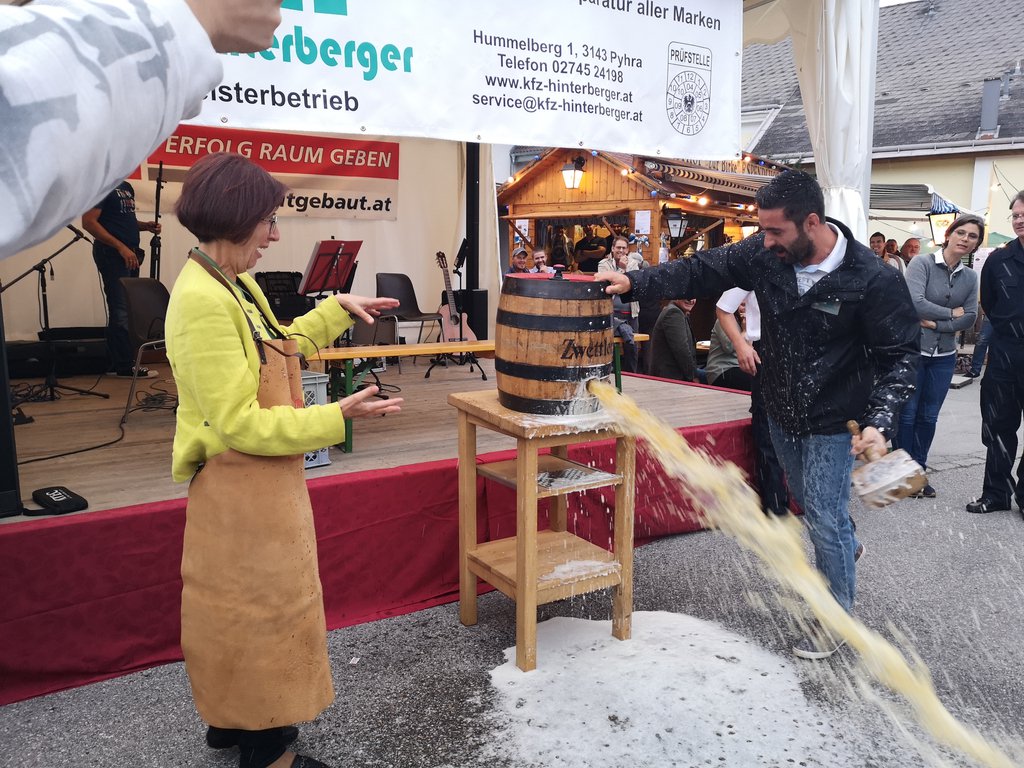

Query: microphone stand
[149,161,165,280]
[0,232,109,401]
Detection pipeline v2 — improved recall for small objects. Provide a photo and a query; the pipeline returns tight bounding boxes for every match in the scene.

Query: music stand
[298,239,361,297]
[300,240,375,400]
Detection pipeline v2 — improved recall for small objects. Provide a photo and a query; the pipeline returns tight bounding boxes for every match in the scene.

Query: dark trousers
[713,366,754,391]
[751,342,789,515]
[93,244,141,372]
[980,338,1024,506]
[613,314,638,373]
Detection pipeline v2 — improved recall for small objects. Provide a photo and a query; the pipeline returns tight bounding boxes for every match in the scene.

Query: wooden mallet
[846,421,927,508]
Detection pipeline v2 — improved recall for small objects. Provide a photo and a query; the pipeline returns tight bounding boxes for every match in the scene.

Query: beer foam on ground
[561,381,1018,768]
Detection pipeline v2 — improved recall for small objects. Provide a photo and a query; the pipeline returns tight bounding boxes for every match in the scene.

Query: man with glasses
[82,180,161,378]
[596,170,919,659]
[966,192,1024,515]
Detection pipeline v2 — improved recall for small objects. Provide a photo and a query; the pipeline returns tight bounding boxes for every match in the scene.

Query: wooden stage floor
[6,358,752,522]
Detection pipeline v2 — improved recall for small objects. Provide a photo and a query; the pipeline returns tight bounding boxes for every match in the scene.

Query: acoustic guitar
[435,251,477,342]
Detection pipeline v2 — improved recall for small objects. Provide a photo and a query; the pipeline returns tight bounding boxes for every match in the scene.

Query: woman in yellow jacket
[166,153,402,768]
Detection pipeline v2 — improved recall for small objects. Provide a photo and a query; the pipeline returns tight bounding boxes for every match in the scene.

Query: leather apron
[180,265,334,729]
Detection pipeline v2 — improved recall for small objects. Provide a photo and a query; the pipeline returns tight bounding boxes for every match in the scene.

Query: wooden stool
[449,390,635,671]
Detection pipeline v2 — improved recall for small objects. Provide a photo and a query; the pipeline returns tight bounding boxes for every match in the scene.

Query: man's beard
[771,230,813,265]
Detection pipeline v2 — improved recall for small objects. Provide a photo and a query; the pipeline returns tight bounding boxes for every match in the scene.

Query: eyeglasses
[1010,213,1024,222]
[263,214,278,230]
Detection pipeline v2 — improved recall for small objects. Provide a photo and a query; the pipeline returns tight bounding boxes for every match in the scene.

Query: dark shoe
[966,497,1010,514]
[964,371,980,379]
[911,484,936,499]
[854,542,865,563]
[292,756,332,768]
[205,724,299,750]
[793,620,845,660]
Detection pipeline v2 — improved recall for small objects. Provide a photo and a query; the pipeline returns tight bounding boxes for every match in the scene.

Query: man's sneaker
[966,497,1010,514]
[793,621,846,660]
[115,366,157,379]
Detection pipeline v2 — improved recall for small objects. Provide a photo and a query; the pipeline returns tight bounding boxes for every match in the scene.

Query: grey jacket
[904,251,978,355]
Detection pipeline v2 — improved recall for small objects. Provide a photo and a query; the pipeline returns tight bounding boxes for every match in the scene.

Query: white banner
[191,0,743,160]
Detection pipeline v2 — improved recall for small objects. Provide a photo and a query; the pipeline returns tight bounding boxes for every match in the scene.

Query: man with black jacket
[597,170,919,659]
[966,190,1024,515]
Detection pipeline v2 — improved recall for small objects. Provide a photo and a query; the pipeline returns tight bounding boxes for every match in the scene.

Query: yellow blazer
[166,259,353,482]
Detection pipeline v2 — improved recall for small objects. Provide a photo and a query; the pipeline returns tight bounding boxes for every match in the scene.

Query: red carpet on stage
[0,419,752,706]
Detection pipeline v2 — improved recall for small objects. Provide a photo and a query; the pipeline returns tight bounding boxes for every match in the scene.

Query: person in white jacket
[0,0,284,260]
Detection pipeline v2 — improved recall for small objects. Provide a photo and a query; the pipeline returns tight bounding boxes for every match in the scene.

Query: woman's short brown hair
[943,214,986,253]
[175,153,287,244]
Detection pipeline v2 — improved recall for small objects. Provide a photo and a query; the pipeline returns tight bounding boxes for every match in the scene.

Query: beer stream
[587,380,1016,768]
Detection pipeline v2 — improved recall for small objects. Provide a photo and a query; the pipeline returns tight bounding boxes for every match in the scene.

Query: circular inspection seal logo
[666,43,712,136]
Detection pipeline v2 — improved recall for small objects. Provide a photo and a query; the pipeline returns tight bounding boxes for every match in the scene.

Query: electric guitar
[435,251,477,343]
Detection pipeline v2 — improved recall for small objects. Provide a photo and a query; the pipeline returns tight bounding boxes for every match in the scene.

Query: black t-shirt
[94,181,140,250]
[575,235,605,272]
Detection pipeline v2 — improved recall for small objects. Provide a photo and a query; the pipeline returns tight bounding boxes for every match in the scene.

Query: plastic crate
[301,371,331,469]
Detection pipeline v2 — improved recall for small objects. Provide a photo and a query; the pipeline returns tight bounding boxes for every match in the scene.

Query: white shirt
[793,224,846,296]
[716,288,761,342]
[932,249,964,275]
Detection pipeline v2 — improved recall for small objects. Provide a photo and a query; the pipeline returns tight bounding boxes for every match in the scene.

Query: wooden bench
[315,335,649,453]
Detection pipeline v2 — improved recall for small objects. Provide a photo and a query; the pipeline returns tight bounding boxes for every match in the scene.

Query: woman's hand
[335,294,400,324]
[951,306,965,319]
[920,319,937,330]
[338,387,403,419]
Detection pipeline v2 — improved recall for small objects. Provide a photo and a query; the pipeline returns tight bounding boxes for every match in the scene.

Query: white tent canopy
[743,0,880,241]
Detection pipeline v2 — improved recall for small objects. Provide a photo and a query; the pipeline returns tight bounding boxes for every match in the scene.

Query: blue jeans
[768,420,858,612]
[893,353,957,469]
[971,318,992,376]
[93,244,141,371]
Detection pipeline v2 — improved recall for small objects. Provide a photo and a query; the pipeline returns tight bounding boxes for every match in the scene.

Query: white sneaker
[793,622,845,660]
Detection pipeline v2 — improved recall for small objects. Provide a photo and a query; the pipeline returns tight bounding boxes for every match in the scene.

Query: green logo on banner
[281,0,348,15]
[228,0,414,81]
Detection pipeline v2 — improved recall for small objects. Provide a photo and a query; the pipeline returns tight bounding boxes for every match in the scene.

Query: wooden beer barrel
[495,272,613,415]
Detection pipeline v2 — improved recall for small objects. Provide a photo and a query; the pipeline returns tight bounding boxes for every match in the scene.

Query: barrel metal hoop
[497,390,600,415]
[501,279,608,300]
[495,309,611,331]
[495,359,613,380]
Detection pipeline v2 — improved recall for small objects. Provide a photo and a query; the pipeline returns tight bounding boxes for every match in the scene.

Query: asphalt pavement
[2,374,1023,768]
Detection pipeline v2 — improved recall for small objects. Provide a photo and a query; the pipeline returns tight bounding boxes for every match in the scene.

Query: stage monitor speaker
[439,288,488,340]
[7,339,111,378]
[38,326,106,342]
